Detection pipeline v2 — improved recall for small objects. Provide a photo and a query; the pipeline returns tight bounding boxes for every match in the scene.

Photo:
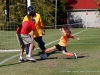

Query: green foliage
[9,0,26,22]
[32,1,55,26]
[0,0,67,27]
[57,0,67,18]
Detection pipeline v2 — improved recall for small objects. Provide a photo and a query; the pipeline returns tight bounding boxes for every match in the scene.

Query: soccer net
[54,23,87,29]
[0,21,20,51]
[0,21,98,51]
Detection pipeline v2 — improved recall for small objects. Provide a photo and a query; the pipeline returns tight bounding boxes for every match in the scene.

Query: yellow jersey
[22,13,44,38]
[58,32,73,47]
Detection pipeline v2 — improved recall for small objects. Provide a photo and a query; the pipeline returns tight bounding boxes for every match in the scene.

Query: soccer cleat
[72,53,77,59]
[26,57,36,62]
[18,58,25,63]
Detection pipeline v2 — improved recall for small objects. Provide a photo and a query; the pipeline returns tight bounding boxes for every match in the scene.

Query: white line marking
[0,50,20,52]
[72,30,86,36]
[0,30,86,52]
[68,43,100,44]
[0,54,19,65]
[78,35,100,36]
[0,39,59,52]
[0,30,86,65]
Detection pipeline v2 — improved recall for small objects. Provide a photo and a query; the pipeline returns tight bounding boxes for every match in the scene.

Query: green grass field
[0,28,100,75]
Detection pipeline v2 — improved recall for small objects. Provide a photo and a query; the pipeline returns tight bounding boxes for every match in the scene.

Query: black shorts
[55,44,67,52]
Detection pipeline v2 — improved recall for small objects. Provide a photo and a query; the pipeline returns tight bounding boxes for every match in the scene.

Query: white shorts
[16,34,33,46]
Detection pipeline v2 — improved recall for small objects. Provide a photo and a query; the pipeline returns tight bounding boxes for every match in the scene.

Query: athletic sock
[27,54,31,57]
[19,56,23,59]
[44,48,50,53]
[65,52,74,57]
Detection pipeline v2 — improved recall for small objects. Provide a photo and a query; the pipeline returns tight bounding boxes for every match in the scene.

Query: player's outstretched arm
[72,36,80,41]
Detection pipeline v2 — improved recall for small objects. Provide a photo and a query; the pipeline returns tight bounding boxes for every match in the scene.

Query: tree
[31,0,55,26]
[56,0,67,24]
[0,0,67,27]
[96,0,100,11]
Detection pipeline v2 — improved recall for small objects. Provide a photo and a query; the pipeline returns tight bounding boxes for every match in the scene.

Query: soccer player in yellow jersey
[23,6,46,55]
[44,25,80,59]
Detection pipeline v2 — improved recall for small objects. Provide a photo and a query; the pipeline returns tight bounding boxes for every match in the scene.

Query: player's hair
[61,25,71,38]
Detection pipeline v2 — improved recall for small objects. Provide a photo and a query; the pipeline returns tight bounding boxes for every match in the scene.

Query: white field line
[72,30,86,36]
[0,54,19,65]
[0,30,86,52]
[0,39,59,52]
[68,43,100,44]
[0,30,86,65]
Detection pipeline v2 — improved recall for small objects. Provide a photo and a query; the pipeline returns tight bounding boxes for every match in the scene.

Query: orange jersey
[58,32,73,47]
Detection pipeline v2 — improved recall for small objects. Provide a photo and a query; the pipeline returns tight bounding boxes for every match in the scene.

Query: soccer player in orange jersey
[44,25,80,59]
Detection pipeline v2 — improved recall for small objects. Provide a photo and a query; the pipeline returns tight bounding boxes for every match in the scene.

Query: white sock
[19,56,23,59]
[27,55,31,57]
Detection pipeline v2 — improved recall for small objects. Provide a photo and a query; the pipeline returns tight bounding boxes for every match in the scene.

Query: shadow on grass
[34,51,88,61]
[0,55,88,67]
[36,57,58,61]
[0,62,20,67]
[77,55,86,58]
[32,50,59,57]
[36,55,87,61]
[66,55,88,59]
[0,60,36,67]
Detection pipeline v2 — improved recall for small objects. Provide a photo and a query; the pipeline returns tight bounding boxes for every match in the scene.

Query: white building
[66,0,100,28]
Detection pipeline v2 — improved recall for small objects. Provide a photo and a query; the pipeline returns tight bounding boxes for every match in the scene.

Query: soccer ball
[40,53,47,60]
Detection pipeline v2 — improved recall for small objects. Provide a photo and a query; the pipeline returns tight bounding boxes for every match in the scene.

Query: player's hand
[42,29,45,35]
[76,38,80,41]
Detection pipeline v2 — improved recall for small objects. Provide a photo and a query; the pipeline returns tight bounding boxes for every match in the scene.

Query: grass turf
[0,28,100,75]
